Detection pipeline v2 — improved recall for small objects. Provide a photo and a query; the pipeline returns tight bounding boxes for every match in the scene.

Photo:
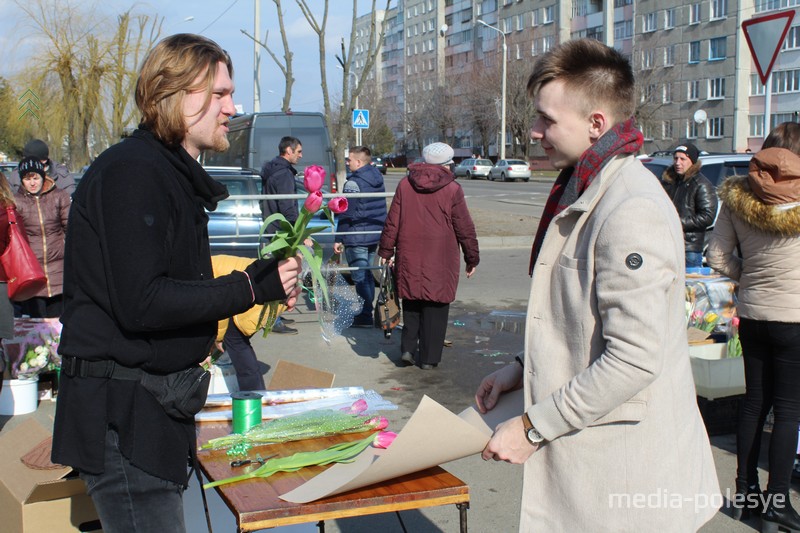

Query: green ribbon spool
[231,391,263,434]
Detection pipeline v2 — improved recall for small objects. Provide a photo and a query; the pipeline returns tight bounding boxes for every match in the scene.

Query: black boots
[761,496,800,533]
[733,483,765,521]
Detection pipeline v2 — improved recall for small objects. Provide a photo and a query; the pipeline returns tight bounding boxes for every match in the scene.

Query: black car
[205,167,337,258]
[371,156,387,174]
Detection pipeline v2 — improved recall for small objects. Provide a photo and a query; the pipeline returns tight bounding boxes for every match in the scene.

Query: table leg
[316,520,325,532]
[457,502,470,533]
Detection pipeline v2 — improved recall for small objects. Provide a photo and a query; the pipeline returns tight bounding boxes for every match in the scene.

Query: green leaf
[297,244,329,306]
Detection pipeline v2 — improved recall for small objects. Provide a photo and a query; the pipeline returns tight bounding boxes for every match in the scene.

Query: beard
[210,130,230,153]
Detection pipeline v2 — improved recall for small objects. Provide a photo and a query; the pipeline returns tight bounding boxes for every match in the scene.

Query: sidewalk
[1,245,795,532]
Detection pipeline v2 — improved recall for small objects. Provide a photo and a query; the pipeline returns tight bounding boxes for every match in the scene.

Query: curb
[478,235,531,249]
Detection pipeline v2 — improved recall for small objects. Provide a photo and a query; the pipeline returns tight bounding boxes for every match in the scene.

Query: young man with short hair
[334,146,387,327]
[475,38,719,531]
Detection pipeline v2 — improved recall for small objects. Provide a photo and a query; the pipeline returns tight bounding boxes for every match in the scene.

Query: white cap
[422,142,455,165]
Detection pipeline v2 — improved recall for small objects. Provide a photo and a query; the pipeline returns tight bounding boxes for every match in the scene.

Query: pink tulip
[340,398,368,414]
[304,165,326,193]
[373,431,397,449]
[327,197,348,214]
[730,316,740,328]
[365,416,389,430]
[303,191,323,213]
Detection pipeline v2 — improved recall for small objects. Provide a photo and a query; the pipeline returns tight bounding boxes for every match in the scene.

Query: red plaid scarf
[529,117,643,275]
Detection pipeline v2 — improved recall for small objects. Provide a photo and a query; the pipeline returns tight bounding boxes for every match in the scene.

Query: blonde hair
[135,33,232,147]
[527,39,635,124]
[0,172,15,208]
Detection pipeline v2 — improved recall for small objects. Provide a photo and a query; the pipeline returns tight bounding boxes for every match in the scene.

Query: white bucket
[0,377,39,416]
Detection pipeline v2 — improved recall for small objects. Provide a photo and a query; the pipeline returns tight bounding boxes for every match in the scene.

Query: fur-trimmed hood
[661,160,701,184]
[717,175,800,236]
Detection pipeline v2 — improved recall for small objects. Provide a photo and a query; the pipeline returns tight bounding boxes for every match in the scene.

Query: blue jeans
[345,244,377,320]
[80,428,187,533]
[223,318,265,391]
[685,251,704,268]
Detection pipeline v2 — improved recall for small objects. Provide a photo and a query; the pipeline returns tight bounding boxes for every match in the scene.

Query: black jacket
[660,163,719,253]
[52,128,285,485]
[261,155,298,232]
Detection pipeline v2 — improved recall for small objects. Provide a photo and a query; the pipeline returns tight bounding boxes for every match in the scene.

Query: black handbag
[374,264,401,339]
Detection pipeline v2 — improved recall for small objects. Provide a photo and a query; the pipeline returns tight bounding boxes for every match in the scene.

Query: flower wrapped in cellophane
[2,318,62,379]
[203,430,397,489]
[258,165,347,336]
[726,316,742,358]
[201,399,388,452]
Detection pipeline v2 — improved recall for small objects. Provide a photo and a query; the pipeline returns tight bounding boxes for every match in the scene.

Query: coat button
[625,253,643,270]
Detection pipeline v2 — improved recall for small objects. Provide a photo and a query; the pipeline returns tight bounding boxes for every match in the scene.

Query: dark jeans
[401,299,450,365]
[18,294,63,318]
[685,251,704,268]
[736,318,800,495]
[345,244,377,320]
[80,428,187,533]
[223,318,266,391]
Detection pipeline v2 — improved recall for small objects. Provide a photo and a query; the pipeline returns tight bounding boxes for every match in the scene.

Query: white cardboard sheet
[280,389,523,503]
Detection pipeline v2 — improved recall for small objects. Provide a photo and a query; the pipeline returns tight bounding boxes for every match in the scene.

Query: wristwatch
[521,413,544,445]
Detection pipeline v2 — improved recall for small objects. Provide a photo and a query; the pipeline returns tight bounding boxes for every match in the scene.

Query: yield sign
[742,11,795,85]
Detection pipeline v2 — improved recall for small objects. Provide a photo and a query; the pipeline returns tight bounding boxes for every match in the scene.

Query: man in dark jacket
[51,34,302,533]
[9,139,75,193]
[659,142,718,268]
[261,136,302,227]
[334,146,388,327]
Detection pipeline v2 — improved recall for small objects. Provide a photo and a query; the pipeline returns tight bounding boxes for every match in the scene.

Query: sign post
[742,11,795,138]
[352,109,369,146]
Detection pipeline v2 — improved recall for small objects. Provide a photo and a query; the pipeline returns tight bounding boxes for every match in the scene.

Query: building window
[663,83,673,103]
[708,117,724,138]
[773,69,800,93]
[665,8,675,29]
[542,34,554,53]
[663,121,674,140]
[544,5,555,24]
[644,12,657,32]
[687,120,699,139]
[749,115,765,137]
[614,20,633,40]
[709,37,727,60]
[641,49,655,70]
[750,74,766,96]
[664,45,675,66]
[689,41,701,63]
[641,83,657,103]
[710,0,727,19]
[690,3,701,25]
[642,123,654,141]
[515,43,521,59]
[785,26,800,50]
[708,77,726,99]
[531,8,540,26]
[688,80,700,101]
[516,14,524,31]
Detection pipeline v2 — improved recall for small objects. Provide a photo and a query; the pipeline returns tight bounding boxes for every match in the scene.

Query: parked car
[488,159,531,182]
[0,162,17,175]
[640,152,753,261]
[205,167,336,259]
[371,156,387,174]
[454,158,493,179]
[639,152,752,188]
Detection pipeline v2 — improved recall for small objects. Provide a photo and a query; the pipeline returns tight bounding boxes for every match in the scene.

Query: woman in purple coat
[378,143,479,369]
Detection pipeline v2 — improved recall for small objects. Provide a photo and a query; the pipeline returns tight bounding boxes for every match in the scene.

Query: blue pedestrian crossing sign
[352,109,369,129]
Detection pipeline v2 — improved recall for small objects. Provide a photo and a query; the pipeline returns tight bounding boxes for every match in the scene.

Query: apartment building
[355,0,800,157]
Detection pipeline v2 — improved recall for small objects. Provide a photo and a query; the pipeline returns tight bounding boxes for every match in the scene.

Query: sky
[0,0,380,115]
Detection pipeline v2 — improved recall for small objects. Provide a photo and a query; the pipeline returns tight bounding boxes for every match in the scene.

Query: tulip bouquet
[726,316,742,358]
[2,319,62,379]
[203,430,398,489]
[258,165,347,335]
[688,309,720,333]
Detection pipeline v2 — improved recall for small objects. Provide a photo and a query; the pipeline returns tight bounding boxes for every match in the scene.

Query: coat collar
[554,155,633,218]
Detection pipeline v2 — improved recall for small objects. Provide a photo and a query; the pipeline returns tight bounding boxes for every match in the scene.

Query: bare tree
[461,68,500,158]
[294,0,390,190]
[241,0,294,112]
[505,66,536,158]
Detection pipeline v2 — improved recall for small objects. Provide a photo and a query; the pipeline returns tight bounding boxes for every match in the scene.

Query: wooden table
[196,422,470,532]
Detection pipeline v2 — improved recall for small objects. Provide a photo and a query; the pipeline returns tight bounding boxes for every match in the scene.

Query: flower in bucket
[688,309,720,333]
[258,164,347,335]
[2,319,62,379]
[727,316,742,358]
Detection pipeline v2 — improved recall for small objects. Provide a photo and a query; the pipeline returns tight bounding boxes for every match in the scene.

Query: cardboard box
[689,343,745,400]
[0,419,101,532]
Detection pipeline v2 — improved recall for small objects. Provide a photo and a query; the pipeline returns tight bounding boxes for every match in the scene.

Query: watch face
[527,428,543,444]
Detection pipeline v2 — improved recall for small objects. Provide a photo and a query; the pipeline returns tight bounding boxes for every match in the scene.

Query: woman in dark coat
[378,142,479,369]
[0,171,16,392]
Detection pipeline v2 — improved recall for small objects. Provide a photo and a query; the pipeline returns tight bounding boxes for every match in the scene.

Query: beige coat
[706,148,800,322]
[522,155,719,532]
